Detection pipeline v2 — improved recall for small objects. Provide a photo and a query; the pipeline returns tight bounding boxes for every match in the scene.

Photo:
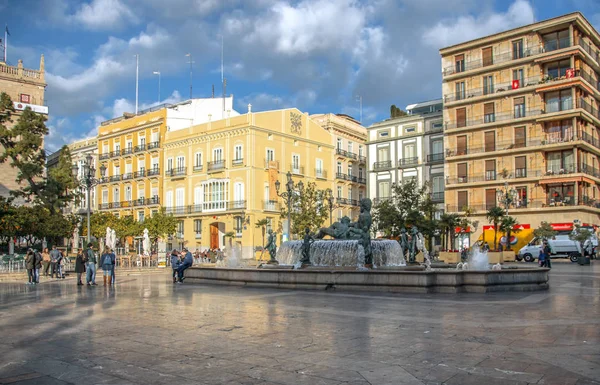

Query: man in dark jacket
[176,247,193,283]
[25,249,35,285]
[85,243,98,286]
[50,246,61,279]
[34,250,43,283]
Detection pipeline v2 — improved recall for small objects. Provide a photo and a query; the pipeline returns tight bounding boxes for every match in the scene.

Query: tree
[144,208,178,249]
[280,182,328,238]
[439,213,460,251]
[499,216,519,251]
[255,218,269,248]
[533,221,557,241]
[486,206,505,251]
[390,104,408,118]
[569,224,593,250]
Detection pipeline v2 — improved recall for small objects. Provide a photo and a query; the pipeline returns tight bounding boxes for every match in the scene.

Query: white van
[517,235,582,262]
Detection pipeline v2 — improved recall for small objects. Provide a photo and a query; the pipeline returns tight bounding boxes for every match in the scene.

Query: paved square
[0,264,598,385]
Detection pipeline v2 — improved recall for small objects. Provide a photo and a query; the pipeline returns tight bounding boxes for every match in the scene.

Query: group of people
[73,243,116,286]
[171,247,193,283]
[193,248,223,264]
[25,246,68,285]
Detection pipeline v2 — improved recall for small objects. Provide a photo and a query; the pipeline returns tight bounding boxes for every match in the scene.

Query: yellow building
[440,12,600,241]
[162,107,335,259]
[96,106,166,221]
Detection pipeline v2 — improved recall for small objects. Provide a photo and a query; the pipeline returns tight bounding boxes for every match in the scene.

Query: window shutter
[485,131,495,152]
[515,156,526,169]
[457,163,467,176]
[457,135,467,155]
[457,191,468,209]
[485,160,496,171]
[456,108,466,127]
[484,103,495,115]
[514,126,526,147]
[482,47,493,66]
[514,97,525,105]
[486,189,497,208]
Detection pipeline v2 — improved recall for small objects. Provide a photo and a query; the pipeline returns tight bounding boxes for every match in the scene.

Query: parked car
[517,235,582,262]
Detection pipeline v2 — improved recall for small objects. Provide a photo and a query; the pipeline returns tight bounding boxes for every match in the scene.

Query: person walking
[75,250,85,285]
[85,243,98,286]
[34,249,43,284]
[41,248,51,277]
[49,246,61,279]
[100,248,115,286]
[109,248,116,285]
[56,249,65,279]
[177,247,193,283]
[542,240,552,268]
[25,249,35,285]
[170,249,180,283]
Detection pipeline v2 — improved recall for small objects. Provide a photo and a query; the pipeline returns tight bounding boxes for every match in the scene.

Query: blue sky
[2,0,599,152]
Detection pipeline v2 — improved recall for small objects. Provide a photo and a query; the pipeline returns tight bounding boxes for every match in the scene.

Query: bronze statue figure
[265,229,278,264]
[300,227,314,266]
[399,227,409,260]
[409,226,419,263]
[315,216,352,239]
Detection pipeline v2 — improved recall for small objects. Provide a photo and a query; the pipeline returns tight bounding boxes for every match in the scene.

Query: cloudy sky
[2,0,599,152]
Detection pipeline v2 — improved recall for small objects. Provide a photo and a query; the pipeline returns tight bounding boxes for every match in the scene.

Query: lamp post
[72,155,106,244]
[275,171,303,240]
[325,188,337,225]
[496,181,517,216]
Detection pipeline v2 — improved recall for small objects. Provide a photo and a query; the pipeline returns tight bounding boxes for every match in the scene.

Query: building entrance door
[210,223,219,249]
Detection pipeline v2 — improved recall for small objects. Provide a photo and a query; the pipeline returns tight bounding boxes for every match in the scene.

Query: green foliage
[82,212,121,239]
[533,221,557,240]
[255,218,269,247]
[144,208,178,245]
[569,225,593,247]
[390,104,408,118]
[486,206,505,251]
[280,182,328,238]
[438,213,460,250]
[114,215,143,239]
[499,216,519,251]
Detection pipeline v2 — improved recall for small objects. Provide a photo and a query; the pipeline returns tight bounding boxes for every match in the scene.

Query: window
[379,130,389,137]
[432,175,444,196]
[125,186,132,201]
[203,181,228,211]
[359,191,364,201]
[456,108,466,128]
[484,131,495,152]
[126,140,132,150]
[457,163,467,182]
[377,146,390,162]
[113,165,120,176]
[235,216,243,236]
[485,160,496,181]
[139,136,146,146]
[405,126,416,133]
[455,54,465,73]
[359,167,363,179]
[234,145,243,161]
[457,191,468,210]
[194,219,202,238]
[515,156,527,178]
[547,150,574,173]
[234,182,245,205]
[486,189,497,209]
[545,120,573,143]
[513,68,524,88]
[138,160,145,173]
[165,191,173,208]
[316,159,323,177]
[542,30,569,52]
[337,186,342,198]
[194,152,202,169]
[176,188,185,213]
[115,142,120,152]
[213,148,223,162]
[548,184,575,205]
[152,157,159,170]
[514,97,525,118]
[292,154,300,173]
[151,131,158,144]
[102,189,108,204]
[546,59,571,79]
[113,187,119,203]
[137,185,145,200]
[359,145,364,157]
[455,82,465,100]
[194,186,202,209]
[151,187,158,199]
[515,126,526,148]
[347,164,352,176]
[431,138,443,156]
[266,148,275,162]
[348,187,352,200]
[516,187,527,208]
[456,135,467,155]
[176,156,185,170]
[102,143,109,154]
[482,46,493,66]
[337,138,342,149]
[483,75,494,95]
[348,141,353,153]
[138,211,144,223]
[177,221,184,236]
[403,143,416,161]
[512,39,524,59]
[378,181,390,199]
[125,163,132,175]
[484,103,495,123]
[545,90,572,113]
[167,158,173,172]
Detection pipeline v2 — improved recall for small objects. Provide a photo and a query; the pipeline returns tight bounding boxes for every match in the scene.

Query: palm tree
[499,216,519,251]
[486,206,505,251]
[255,219,269,248]
[439,213,460,250]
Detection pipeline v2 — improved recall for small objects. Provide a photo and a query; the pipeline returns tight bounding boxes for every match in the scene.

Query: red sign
[19,94,30,103]
[551,223,573,231]
[512,80,520,90]
[566,68,575,78]
[483,224,530,231]
[455,226,471,233]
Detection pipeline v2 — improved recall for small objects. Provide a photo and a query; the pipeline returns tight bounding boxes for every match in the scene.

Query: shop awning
[538,176,586,185]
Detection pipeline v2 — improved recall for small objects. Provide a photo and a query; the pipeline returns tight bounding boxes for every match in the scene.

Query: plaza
[0,264,598,385]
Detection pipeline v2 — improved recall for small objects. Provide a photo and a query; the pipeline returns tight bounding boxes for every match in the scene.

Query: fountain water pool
[276,239,405,267]
[467,247,489,270]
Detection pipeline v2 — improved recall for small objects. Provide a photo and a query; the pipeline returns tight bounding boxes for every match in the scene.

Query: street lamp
[496,181,518,215]
[325,188,337,225]
[72,154,106,244]
[275,171,303,240]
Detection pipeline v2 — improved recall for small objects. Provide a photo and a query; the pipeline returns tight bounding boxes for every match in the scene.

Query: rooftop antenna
[212,84,215,98]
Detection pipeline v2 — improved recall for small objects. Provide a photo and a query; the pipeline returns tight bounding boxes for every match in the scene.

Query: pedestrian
[41,248,51,277]
[34,249,43,284]
[57,249,65,279]
[538,243,546,267]
[25,249,35,285]
[171,249,180,283]
[85,243,98,286]
[542,240,552,268]
[583,238,594,260]
[100,248,115,286]
[177,247,193,283]
[109,248,116,285]
[50,245,61,278]
[75,249,85,285]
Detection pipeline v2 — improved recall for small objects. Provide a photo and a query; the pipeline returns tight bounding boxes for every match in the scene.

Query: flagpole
[4,25,7,63]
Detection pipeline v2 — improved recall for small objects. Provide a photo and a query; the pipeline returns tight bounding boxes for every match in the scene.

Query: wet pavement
[0,263,598,385]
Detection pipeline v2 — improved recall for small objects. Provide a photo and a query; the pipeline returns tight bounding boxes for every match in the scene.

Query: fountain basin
[184,266,549,293]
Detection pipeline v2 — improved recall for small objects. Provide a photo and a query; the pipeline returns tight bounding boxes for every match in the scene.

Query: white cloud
[423,0,535,48]
[71,0,139,30]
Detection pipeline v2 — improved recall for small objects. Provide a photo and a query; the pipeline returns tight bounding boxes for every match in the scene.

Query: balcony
[265,159,279,169]
[167,167,187,177]
[263,200,280,211]
[398,157,418,167]
[132,198,146,207]
[166,206,188,216]
[515,168,527,178]
[110,150,121,158]
[133,170,145,179]
[122,147,133,157]
[443,46,544,76]
[147,141,160,151]
[99,153,110,160]
[232,158,244,167]
[145,196,160,205]
[202,200,247,212]
[431,192,444,202]
[112,201,121,209]
[189,204,203,213]
[99,203,110,210]
[358,155,367,164]
[578,38,600,65]
[426,123,444,134]
[485,170,496,181]
[358,177,367,185]
[147,168,160,177]
[207,160,226,172]
[336,148,358,160]
[373,161,392,171]
[336,198,358,206]
[291,165,304,175]
[336,172,349,181]
[446,138,542,157]
[445,108,542,130]
[134,144,146,153]
[577,98,600,121]
[109,175,121,182]
[427,153,444,163]
[315,169,328,179]
[193,165,203,172]
[97,177,109,184]
[445,76,542,103]
[122,173,133,181]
